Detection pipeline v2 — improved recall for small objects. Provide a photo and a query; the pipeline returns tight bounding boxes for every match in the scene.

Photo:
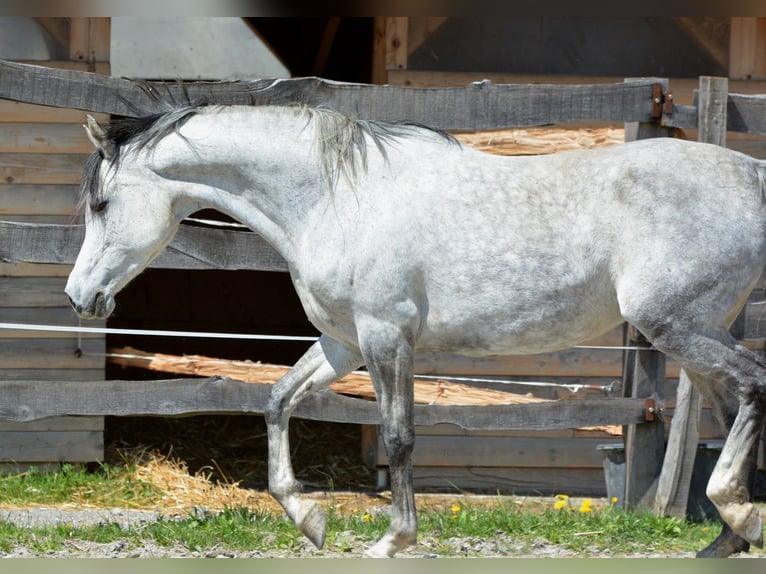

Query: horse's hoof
[364,542,395,558]
[295,501,327,549]
[696,525,750,558]
[364,532,414,557]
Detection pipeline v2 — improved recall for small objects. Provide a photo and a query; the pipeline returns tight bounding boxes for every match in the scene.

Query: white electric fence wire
[0,322,637,394]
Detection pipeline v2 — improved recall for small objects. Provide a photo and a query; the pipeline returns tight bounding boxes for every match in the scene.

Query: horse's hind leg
[357,318,418,558]
[633,325,766,552]
[265,336,362,549]
[682,371,758,557]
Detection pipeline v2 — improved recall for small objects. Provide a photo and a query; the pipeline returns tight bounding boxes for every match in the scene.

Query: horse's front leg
[358,320,418,558]
[265,336,362,549]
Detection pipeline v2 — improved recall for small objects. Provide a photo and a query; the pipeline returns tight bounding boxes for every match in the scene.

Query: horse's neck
[167,109,327,262]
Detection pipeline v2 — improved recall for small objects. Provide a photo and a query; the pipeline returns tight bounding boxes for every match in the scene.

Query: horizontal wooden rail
[0,377,656,431]
[0,221,287,272]
[0,60,662,130]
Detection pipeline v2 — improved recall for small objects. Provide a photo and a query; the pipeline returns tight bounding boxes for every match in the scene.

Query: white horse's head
[65,114,186,319]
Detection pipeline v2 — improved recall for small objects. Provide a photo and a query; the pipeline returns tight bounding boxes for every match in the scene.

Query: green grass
[0,463,754,556]
[0,463,163,508]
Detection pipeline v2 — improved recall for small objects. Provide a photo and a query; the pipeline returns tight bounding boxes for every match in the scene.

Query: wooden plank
[0,277,69,307]
[106,346,550,407]
[0,124,93,154]
[377,435,614,468]
[0,430,102,462]
[622,334,666,510]
[416,348,626,378]
[0,339,104,370]
[0,100,109,123]
[0,377,653,430]
[0,60,664,130]
[0,308,104,338]
[0,221,288,272]
[697,76,728,146]
[654,370,702,518]
[0,416,103,432]
[0,369,104,381]
[0,263,72,277]
[726,93,766,135]
[385,17,408,70]
[0,185,78,215]
[0,153,87,185]
[410,467,607,496]
[371,17,388,85]
[413,423,620,439]
[729,17,766,80]
[14,61,110,74]
[0,215,78,224]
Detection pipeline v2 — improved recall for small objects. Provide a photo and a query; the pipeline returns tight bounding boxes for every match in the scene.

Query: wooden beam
[622,331,666,510]
[654,370,702,518]
[0,221,288,272]
[371,17,388,85]
[0,61,667,130]
[730,17,766,80]
[697,76,729,146]
[106,346,549,407]
[0,377,655,431]
[69,17,110,67]
[385,17,408,71]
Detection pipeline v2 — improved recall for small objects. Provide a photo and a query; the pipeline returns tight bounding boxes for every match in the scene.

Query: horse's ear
[84,114,115,159]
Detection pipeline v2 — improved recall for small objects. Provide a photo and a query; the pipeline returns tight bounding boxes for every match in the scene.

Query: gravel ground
[0,505,703,558]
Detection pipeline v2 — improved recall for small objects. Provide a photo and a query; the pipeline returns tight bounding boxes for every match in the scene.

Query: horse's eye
[91,199,108,213]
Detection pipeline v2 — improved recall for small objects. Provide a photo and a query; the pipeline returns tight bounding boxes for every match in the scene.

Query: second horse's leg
[265,336,362,548]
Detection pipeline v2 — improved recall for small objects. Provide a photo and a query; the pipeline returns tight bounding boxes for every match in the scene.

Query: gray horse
[66,103,765,557]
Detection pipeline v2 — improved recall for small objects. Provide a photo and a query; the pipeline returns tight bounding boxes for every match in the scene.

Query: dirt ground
[0,415,762,558]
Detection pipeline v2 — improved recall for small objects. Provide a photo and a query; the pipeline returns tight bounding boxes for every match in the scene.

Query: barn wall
[0,17,109,469]
[0,100,106,467]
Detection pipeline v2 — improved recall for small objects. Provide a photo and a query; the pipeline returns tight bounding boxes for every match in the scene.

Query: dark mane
[78,101,204,213]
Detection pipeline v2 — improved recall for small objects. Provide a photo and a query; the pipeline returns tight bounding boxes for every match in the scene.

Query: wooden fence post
[654,76,728,518]
[620,78,671,510]
[622,327,666,509]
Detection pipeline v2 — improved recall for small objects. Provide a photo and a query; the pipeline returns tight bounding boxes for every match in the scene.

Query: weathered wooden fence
[1,60,765,511]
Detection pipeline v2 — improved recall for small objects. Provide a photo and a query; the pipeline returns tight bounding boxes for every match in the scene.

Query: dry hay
[105,415,377,495]
[453,126,625,156]
[105,447,608,518]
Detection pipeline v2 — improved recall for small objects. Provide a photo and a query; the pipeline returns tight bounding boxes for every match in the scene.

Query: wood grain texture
[0,377,653,431]
[0,60,662,129]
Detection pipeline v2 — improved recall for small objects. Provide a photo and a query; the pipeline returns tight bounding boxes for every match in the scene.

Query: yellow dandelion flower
[578,499,593,513]
[555,494,569,500]
[362,512,373,522]
[611,496,619,505]
[553,499,568,510]
[451,504,461,514]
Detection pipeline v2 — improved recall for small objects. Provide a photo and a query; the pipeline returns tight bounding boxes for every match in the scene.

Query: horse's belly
[417,285,624,356]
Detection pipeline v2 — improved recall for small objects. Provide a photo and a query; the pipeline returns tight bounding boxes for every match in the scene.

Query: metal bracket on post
[650,83,674,120]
